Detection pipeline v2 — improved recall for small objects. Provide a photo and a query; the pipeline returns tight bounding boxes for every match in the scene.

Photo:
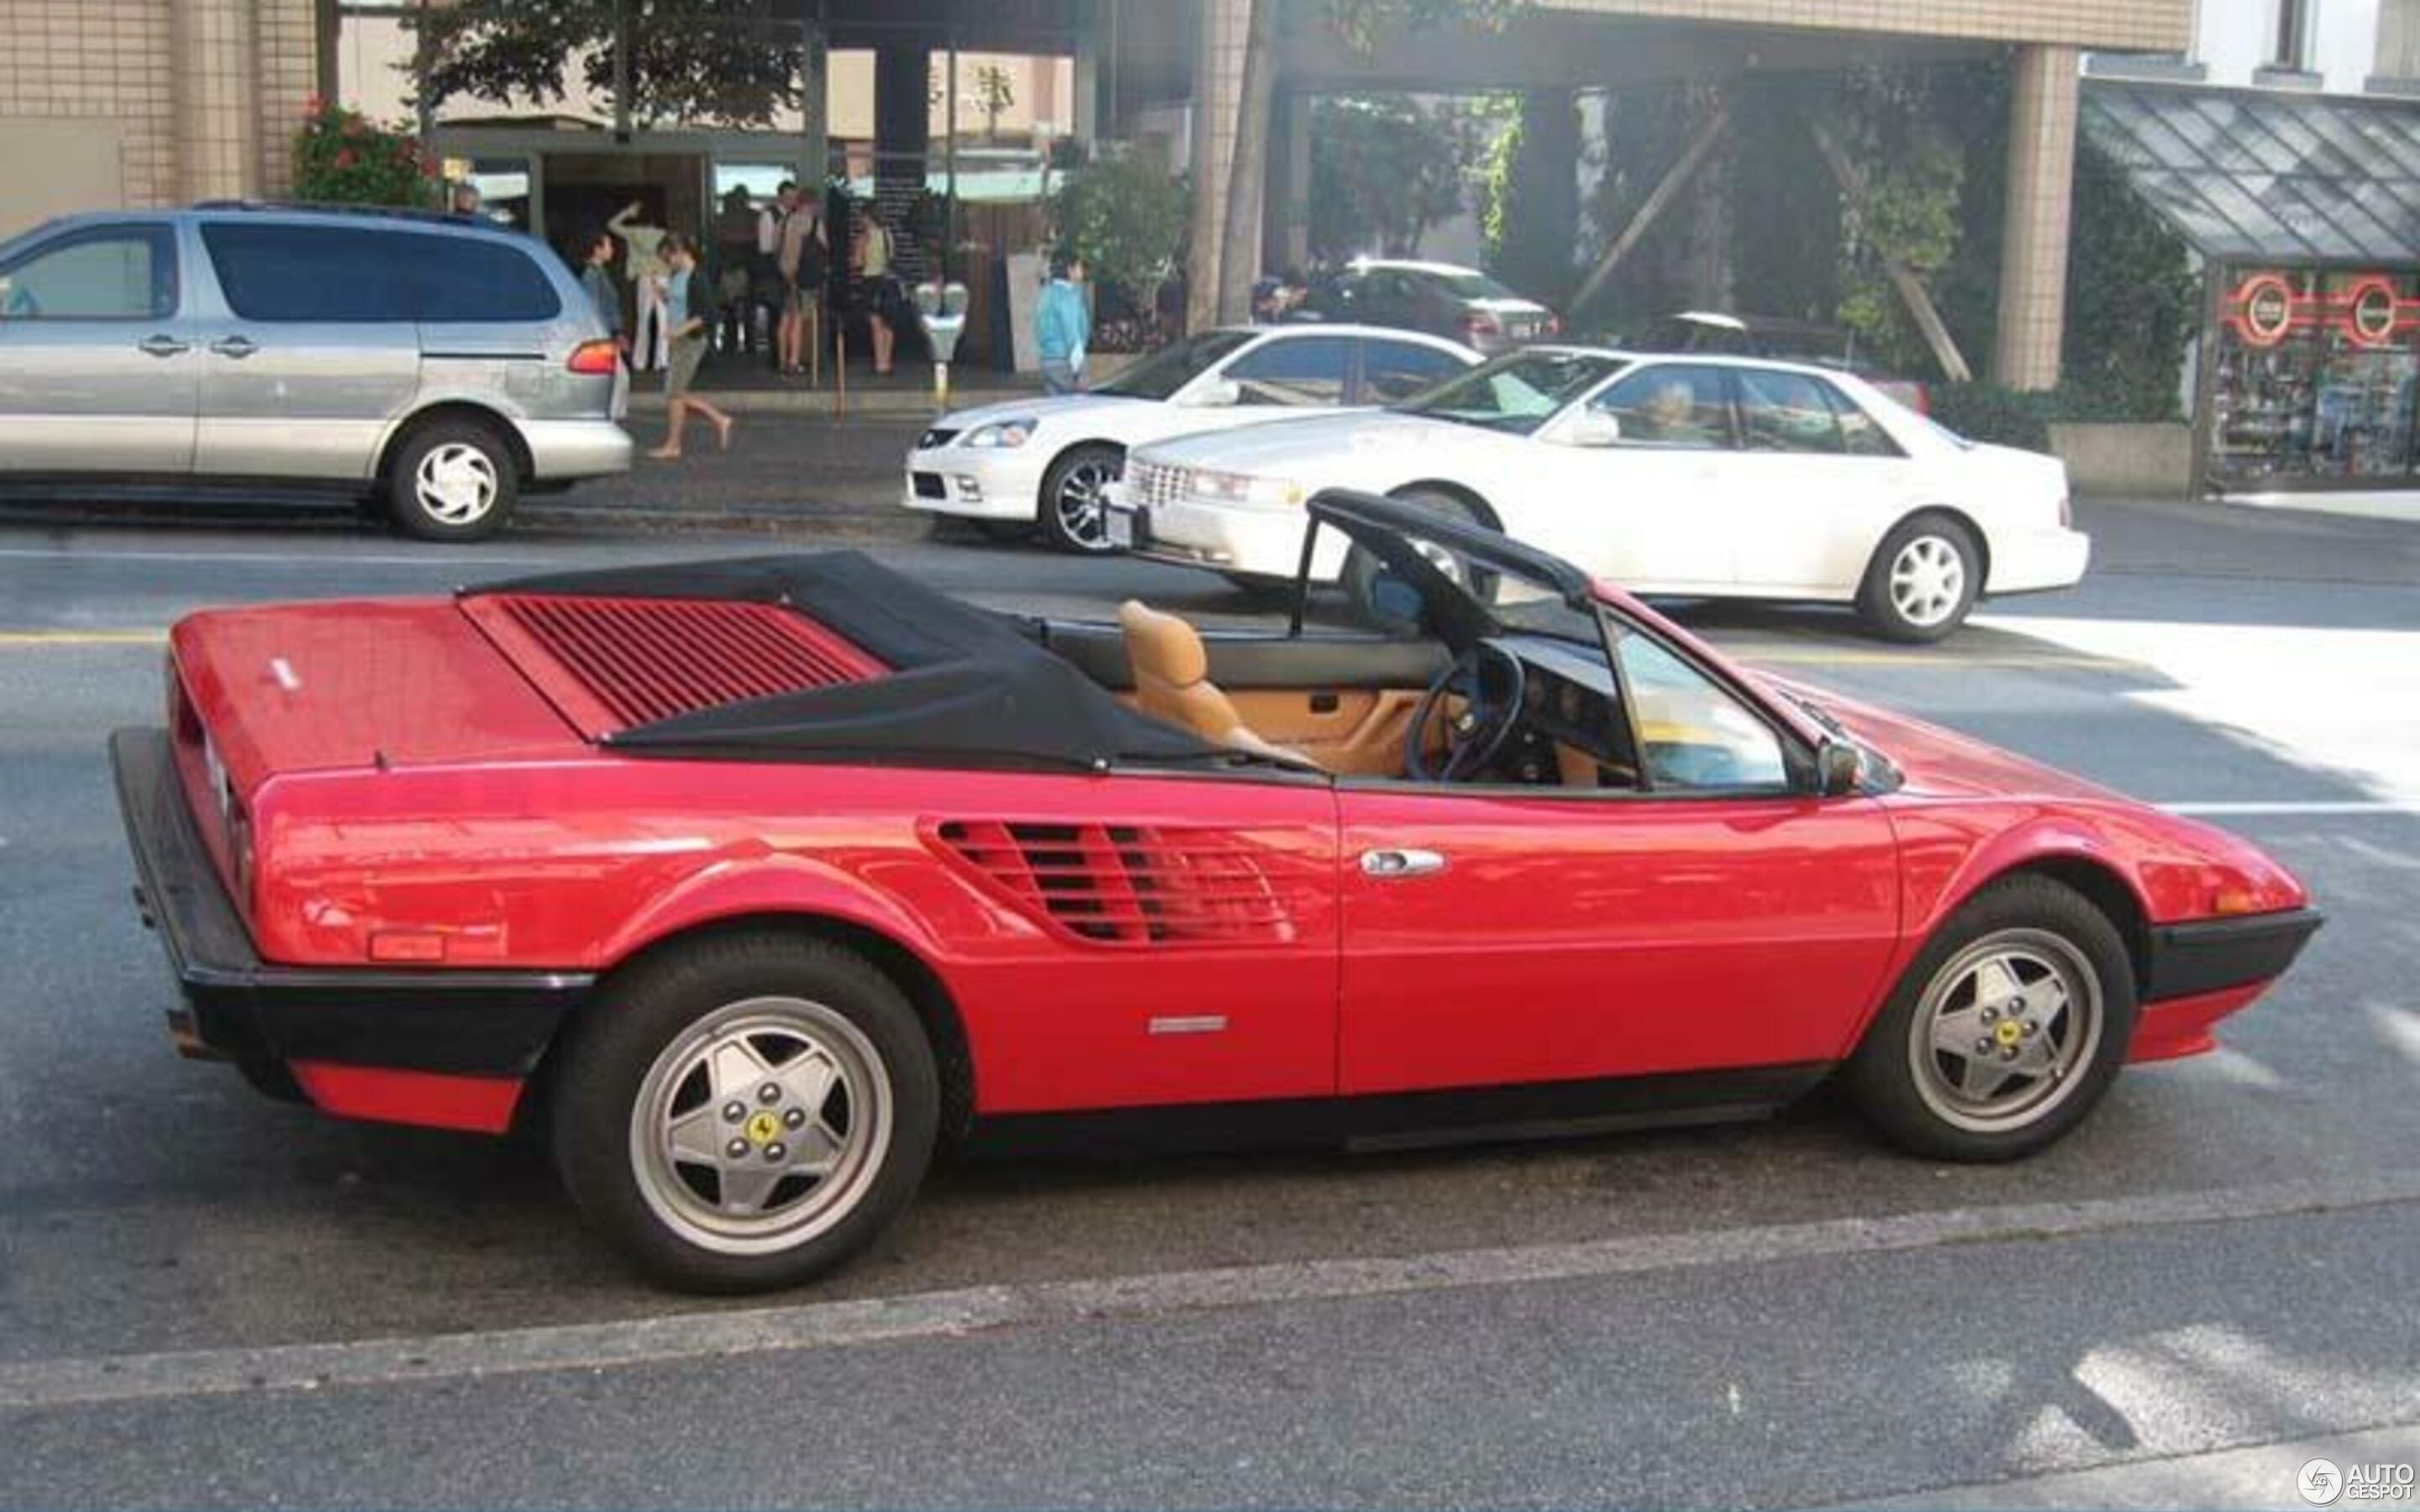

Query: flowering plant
[292,98,432,206]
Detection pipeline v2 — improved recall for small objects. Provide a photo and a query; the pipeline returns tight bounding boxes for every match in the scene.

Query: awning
[2080,80,2420,266]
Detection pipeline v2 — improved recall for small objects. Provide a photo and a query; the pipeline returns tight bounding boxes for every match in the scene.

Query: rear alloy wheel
[387,418,518,542]
[1859,513,1980,642]
[1844,876,2136,1162]
[551,934,939,1293]
[1039,443,1125,554]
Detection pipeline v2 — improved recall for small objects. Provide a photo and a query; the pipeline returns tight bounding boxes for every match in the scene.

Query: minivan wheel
[387,418,518,541]
[550,932,939,1294]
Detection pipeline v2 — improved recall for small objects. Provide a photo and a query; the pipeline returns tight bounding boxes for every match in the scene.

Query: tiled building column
[1993,45,2081,391]
[172,0,263,201]
[252,0,318,196]
[1185,0,1252,333]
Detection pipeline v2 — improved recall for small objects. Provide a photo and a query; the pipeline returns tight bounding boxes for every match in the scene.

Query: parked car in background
[1106,346,2086,641]
[1292,258,1560,355]
[1635,311,1934,415]
[902,323,1476,553]
[0,203,631,540]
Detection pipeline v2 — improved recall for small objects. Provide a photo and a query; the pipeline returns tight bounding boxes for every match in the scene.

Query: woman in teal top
[1034,255,1091,395]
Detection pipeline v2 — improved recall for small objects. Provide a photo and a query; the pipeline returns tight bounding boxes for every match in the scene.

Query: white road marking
[0,1172,2413,1415]
[2162,801,2420,816]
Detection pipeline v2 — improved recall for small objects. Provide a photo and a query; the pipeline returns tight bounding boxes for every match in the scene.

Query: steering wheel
[1405,639,1527,783]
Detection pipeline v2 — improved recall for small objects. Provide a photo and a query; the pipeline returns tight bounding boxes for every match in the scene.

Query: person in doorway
[775,182,827,377]
[450,180,483,218]
[851,211,898,375]
[1035,253,1092,396]
[713,185,758,354]
[609,201,671,372]
[648,234,734,460]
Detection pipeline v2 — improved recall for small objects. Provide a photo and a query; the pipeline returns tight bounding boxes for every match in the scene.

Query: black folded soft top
[464,549,1228,772]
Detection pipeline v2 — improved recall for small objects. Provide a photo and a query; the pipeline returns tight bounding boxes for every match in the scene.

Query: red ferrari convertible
[113,494,2320,1291]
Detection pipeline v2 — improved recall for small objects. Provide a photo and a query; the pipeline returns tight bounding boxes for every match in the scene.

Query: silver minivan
[0,204,631,540]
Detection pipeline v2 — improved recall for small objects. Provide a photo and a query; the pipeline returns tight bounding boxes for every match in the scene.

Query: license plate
[1105,506,1138,550]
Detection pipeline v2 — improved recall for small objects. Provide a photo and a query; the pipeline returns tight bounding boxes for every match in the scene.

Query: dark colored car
[1295,259,1560,355]
[1635,312,1933,415]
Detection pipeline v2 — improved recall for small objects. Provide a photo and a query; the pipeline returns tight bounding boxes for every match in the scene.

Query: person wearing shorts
[648,234,735,459]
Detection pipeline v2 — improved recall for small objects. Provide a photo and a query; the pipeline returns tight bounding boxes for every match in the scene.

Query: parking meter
[914,281,971,407]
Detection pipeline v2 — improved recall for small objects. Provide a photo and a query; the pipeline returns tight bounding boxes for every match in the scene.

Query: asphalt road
[0,498,2415,1507]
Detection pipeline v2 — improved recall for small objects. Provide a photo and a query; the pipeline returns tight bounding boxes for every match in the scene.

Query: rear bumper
[2142,907,2323,1001]
[1985,525,2091,596]
[520,418,634,481]
[109,727,592,1090]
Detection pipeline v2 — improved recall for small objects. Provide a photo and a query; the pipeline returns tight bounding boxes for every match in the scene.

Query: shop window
[2380,0,2420,81]
[2212,267,2420,485]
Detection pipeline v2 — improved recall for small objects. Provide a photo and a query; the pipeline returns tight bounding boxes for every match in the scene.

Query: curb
[625,386,1027,419]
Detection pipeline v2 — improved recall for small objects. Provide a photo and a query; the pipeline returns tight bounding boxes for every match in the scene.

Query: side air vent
[934,821,1305,946]
[463,594,886,738]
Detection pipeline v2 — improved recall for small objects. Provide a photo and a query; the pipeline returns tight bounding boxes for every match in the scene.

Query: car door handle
[1360,848,1447,879]
[209,335,259,360]
[136,333,189,358]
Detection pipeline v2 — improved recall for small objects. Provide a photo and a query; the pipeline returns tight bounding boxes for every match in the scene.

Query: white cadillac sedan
[902,323,1476,553]
[1104,346,2090,640]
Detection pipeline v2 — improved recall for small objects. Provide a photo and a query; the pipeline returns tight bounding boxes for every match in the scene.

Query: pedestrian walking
[1036,254,1092,395]
[646,234,735,460]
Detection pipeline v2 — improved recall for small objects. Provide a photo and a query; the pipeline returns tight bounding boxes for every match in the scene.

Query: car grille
[911,471,948,500]
[917,427,960,449]
[1127,458,1188,511]
[932,820,1311,946]
[464,594,886,737]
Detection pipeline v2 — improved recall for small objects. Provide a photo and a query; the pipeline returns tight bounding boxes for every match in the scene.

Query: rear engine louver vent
[935,821,1304,946]
[468,594,885,737]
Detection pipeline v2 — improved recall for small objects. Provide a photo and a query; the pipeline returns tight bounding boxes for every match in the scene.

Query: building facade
[2087,0,2420,492]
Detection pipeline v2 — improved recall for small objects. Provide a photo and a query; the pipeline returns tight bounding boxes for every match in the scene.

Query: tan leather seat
[1119,601,1316,768]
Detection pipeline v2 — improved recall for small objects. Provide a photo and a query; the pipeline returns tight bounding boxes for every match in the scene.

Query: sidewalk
[528,411,931,536]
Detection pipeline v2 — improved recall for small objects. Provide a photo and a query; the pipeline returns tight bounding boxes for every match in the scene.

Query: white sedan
[902,323,1477,553]
[1105,346,2089,640]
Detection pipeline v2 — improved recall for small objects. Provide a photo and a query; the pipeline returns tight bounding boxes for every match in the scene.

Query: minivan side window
[201,223,560,323]
[0,225,176,320]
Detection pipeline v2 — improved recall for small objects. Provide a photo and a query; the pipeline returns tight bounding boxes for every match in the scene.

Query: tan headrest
[1118,600,1209,687]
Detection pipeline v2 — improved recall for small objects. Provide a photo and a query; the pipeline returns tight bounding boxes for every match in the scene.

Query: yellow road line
[0,629,168,646]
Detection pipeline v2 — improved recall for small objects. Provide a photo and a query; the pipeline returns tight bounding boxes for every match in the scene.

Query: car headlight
[1188,468,1306,507]
[963,418,1038,449]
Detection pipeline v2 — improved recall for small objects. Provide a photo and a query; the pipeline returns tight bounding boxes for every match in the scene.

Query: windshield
[1394,350,1628,435]
[1435,269,1523,302]
[1096,330,1255,401]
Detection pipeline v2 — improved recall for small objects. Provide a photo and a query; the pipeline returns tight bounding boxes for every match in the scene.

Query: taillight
[1910,383,1932,416]
[1542,314,1562,337]
[566,339,619,375]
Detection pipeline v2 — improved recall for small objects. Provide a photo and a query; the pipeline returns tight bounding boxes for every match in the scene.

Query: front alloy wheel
[1039,444,1125,554]
[1844,875,2136,1162]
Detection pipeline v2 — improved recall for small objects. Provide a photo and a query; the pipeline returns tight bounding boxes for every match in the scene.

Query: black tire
[1037,442,1125,554]
[1344,488,1496,622]
[1857,512,1981,643]
[1844,875,2137,1163]
[550,932,940,1294]
[385,417,518,542]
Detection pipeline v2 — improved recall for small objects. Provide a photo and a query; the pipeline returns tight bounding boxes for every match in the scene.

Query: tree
[1311,95,1502,261]
[1190,0,1528,329]
[409,0,804,129]
[1050,149,1192,331]
[292,99,435,207]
